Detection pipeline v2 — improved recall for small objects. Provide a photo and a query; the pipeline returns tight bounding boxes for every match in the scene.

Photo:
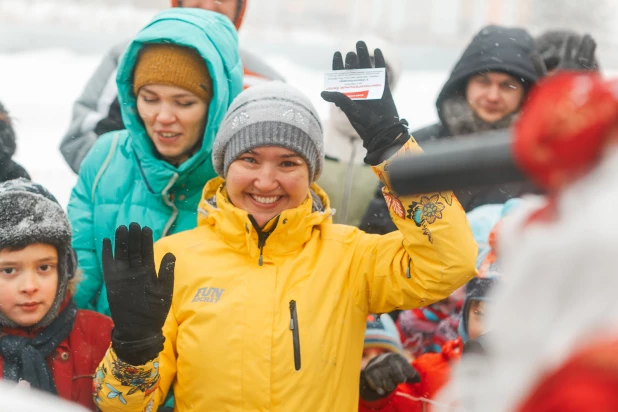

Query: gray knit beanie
[212,81,324,181]
[0,179,74,329]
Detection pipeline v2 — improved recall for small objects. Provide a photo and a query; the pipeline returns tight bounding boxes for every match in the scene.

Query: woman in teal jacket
[68,8,244,315]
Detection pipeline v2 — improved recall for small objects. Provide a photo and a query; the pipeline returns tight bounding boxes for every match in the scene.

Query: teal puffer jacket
[68,9,244,315]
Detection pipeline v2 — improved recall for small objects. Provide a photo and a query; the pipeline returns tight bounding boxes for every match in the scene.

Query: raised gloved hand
[102,223,176,365]
[321,41,409,165]
[359,353,421,401]
[556,34,597,71]
[534,33,598,75]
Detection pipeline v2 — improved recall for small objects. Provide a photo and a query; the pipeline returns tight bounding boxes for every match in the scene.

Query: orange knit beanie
[133,43,213,103]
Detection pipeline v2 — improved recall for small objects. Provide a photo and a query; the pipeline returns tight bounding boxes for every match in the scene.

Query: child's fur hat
[0,179,75,328]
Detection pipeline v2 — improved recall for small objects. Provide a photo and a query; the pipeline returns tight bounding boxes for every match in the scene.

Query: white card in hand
[323,68,386,100]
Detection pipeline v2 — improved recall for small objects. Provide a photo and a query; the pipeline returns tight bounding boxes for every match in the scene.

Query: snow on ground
[1,48,446,209]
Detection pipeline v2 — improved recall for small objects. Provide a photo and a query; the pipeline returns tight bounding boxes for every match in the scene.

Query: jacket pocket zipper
[289,300,301,371]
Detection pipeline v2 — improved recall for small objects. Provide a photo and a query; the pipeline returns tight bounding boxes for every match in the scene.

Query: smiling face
[466,72,525,123]
[0,244,58,327]
[225,146,310,227]
[137,84,209,166]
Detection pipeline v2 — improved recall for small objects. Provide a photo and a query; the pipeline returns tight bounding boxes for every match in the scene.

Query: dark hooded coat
[359,26,540,234]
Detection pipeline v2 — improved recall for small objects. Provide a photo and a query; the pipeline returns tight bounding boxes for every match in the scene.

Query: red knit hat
[171,0,247,30]
[513,72,618,192]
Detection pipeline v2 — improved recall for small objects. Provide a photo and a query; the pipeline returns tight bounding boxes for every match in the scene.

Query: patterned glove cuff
[113,334,164,351]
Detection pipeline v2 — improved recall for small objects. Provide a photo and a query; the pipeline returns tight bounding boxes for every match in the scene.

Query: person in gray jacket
[60,0,284,174]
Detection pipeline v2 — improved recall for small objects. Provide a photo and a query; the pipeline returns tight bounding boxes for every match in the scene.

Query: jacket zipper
[289,300,301,371]
[406,257,412,279]
[249,215,280,266]
[161,173,179,237]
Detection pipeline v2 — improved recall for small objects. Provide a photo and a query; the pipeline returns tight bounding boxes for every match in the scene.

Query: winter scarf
[441,95,519,137]
[0,300,77,394]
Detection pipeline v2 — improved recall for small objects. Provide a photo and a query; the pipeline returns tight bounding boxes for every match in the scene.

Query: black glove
[321,41,409,165]
[102,222,176,365]
[359,353,421,401]
[557,34,597,71]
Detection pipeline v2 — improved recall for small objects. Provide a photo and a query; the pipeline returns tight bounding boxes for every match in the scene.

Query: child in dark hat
[359,314,421,412]
[0,101,30,183]
[359,212,507,411]
[0,179,112,411]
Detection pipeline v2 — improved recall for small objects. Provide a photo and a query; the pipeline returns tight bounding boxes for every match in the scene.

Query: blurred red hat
[514,72,618,192]
[517,340,618,412]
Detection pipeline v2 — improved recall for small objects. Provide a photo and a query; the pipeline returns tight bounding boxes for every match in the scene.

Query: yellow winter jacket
[94,138,477,412]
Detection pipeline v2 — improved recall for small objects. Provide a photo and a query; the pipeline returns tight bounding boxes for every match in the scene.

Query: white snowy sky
[2,0,617,207]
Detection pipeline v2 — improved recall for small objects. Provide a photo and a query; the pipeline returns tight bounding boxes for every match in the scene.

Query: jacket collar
[132,143,213,195]
[198,177,333,264]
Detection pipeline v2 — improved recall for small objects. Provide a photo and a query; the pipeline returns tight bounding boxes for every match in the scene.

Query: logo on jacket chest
[192,287,225,303]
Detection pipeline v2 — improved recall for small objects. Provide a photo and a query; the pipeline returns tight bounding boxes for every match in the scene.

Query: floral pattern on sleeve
[93,348,161,410]
[372,138,455,243]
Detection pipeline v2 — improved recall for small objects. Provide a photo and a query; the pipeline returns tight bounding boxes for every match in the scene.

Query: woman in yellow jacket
[93,42,477,412]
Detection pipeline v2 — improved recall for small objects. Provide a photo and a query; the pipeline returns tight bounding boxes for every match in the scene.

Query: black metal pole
[389,129,530,196]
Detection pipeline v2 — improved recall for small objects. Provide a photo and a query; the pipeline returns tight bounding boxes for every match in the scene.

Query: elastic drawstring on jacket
[406,258,412,279]
[248,215,280,266]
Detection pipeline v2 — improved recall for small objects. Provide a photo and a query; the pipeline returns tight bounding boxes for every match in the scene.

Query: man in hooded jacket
[59,0,284,174]
[360,25,540,233]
